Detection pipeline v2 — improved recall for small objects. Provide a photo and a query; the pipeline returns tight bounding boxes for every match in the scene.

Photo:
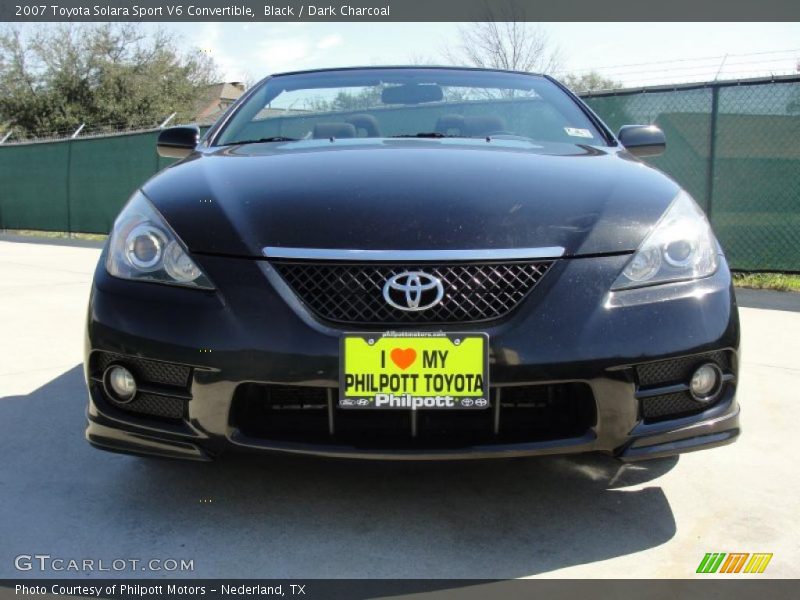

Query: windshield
[213,68,608,146]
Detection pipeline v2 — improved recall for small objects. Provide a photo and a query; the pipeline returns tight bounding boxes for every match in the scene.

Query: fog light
[690,363,722,402]
[105,365,137,403]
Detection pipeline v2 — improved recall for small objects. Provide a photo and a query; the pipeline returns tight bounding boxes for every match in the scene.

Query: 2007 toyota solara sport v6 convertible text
[84,66,741,462]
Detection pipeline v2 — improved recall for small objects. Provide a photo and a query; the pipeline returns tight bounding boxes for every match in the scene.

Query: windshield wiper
[391,132,466,139]
[219,136,300,146]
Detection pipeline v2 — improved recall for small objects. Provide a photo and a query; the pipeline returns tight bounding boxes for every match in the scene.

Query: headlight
[611,190,719,290]
[106,191,214,289]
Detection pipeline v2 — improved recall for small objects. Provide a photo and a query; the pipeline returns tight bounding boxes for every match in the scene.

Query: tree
[0,24,219,138]
[443,1,562,74]
[560,71,621,94]
[441,2,623,95]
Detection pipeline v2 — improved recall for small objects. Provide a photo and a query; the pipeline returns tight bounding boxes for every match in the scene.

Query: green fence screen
[582,77,800,272]
[0,129,176,236]
[1,77,798,271]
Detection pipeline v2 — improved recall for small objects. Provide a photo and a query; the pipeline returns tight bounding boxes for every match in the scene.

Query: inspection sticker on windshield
[340,332,489,409]
[564,127,594,138]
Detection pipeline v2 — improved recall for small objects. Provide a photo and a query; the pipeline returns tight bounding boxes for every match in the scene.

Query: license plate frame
[339,332,489,410]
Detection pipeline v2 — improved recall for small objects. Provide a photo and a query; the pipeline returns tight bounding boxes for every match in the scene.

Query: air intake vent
[91,352,191,388]
[635,350,734,423]
[231,382,595,447]
[89,351,192,421]
[118,392,187,420]
[636,351,729,387]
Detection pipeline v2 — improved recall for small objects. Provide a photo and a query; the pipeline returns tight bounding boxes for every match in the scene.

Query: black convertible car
[85,66,740,461]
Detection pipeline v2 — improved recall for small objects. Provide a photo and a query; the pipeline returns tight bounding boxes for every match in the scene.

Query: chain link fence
[1,75,798,271]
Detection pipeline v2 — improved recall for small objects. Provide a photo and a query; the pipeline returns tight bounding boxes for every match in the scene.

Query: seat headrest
[463,116,506,136]
[435,115,465,134]
[346,114,381,137]
[313,122,357,139]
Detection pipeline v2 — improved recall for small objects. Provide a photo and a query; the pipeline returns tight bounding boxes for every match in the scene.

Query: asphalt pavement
[1,237,798,579]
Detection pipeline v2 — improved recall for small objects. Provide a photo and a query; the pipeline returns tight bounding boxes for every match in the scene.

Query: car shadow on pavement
[0,365,677,579]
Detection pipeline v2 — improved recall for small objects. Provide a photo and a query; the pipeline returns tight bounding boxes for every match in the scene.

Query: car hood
[142,138,680,258]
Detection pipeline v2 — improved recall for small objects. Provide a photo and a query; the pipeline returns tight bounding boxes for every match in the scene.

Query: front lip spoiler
[618,402,741,462]
[227,430,598,461]
[84,399,740,462]
[86,420,211,462]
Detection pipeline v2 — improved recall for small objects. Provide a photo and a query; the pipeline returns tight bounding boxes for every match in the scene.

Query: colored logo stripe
[744,553,773,574]
[697,552,773,574]
[720,553,749,573]
[697,553,726,573]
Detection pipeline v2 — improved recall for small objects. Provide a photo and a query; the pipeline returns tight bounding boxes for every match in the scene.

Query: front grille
[231,382,596,448]
[271,261,552,324]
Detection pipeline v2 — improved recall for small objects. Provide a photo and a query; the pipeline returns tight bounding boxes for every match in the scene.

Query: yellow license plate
[340,332,489,409]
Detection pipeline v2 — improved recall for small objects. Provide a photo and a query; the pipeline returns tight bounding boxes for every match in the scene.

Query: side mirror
[617,125,665,158]
[157,125,200,159]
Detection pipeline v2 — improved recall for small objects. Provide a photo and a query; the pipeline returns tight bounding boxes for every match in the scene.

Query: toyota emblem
[382,271,445,312]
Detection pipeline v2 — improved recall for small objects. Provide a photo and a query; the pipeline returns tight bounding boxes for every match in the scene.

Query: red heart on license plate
[390,348,417,370]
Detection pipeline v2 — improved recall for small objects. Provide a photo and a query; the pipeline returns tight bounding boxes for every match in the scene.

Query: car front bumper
[85,250,741,461]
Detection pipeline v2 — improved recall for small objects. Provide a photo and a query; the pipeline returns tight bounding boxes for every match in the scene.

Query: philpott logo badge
[696,552,773,574]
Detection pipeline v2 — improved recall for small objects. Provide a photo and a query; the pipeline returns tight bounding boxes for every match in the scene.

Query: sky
[153,22,800,88]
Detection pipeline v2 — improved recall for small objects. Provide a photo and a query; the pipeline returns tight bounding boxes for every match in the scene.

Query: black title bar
[3,0,800,22]
[3,580,800,600]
